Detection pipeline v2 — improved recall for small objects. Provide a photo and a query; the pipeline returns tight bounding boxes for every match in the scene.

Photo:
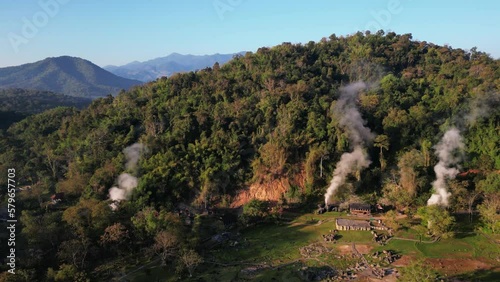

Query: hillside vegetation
[0,89,92,130]
[0,88,92,114]
[0,31,499,281]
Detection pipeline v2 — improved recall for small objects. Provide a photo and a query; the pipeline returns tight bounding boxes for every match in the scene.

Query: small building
[349,203,371,216]
[335,218,371,231]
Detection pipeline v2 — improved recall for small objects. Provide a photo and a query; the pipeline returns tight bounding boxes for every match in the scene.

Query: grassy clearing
[374,239,419,256]
[213,212,375,265]
[194,265,242,282]
[374,232,500,262]
[119,211,500,281]
[416,238,474,258]
[251,263,304,282]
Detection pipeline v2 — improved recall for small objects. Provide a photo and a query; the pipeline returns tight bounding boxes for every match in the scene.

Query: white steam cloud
[123,143,146,171]
[427,128,464,206]
[108,143,146,209]
[464,94,500,126]
[325,82,375,205]
[426,93,498,206]
[109,173,139,202]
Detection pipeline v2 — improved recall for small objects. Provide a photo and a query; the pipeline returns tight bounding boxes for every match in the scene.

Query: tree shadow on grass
[449,268,500,282]
[453,231,477,239]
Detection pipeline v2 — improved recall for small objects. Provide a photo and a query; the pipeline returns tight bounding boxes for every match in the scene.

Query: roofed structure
[349,203,371,215]
[335,219,371,231]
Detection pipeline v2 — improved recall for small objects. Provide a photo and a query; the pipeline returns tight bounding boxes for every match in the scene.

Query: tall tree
[153,230,180,265]
[417,206,455,238]
[374,134,389,171]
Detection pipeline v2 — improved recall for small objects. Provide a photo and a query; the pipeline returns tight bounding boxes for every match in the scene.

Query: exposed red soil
[231,171,305,207]
[391,255,413,267]
[427,258,496,275]
[337,244,373,255]
[393,255,497,276]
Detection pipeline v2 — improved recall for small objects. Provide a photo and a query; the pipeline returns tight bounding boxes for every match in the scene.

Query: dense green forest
[0,89,92,130]
[0,31,499,281]
[0,89,92,114]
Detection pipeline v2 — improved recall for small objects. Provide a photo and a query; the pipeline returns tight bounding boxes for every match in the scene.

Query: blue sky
[0,0,498,67]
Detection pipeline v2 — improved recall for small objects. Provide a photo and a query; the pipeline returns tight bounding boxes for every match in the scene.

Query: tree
[477,193,500,234]
[21,211,62,249]
[382,172,414,211]
[383,150,425,211]
[417,206,455,238]
[56,162,91,197]
[448,180,481,221]
[213,62,220,72]
[384,210,400,231]
[419,139,432,167]
[99,223,129,248]
[0,269,36,282]
[57,238,91,268]
[241,199,269,224]
[374,134,389,171]
[304,144,328,187]
[179,249,203,277]
[153,230,180,265]
[47,264,89,282]
[399,259,438,282]
[477,173,500,233]
[397,149,425,198]
[62,198,111,237]
[131,207,182,238]
[252,139,288,182]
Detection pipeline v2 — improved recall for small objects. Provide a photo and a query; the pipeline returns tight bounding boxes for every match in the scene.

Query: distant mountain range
[104,52,246,82]
[0,56,142,98]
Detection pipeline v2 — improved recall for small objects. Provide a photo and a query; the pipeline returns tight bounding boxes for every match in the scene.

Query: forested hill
[0,88,92,114]
[0,56,142,98]
[0,88,92,130]
[0,31,499,280]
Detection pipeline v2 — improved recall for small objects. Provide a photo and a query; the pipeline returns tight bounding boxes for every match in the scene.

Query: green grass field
[120,211,500,281]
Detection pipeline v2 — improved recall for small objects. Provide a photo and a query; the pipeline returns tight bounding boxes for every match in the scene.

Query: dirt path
[388,236,439,244]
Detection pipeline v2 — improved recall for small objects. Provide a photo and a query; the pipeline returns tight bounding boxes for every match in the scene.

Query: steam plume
[325,82,375,205]
[109,173,138,202]
[427,128,464,206]
[108,143,145,209]
[123,143,146,171]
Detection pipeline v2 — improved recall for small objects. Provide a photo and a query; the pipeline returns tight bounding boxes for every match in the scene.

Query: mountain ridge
[104,51,247,82]
[0,56,142,98]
